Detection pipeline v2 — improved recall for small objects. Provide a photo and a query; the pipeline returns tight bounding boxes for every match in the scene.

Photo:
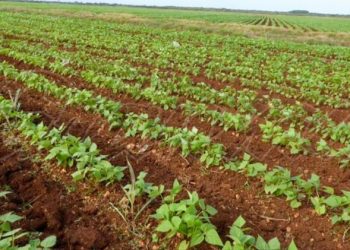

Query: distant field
[2,2,350,250]
[114,7,350,33]
[1,1,350,33]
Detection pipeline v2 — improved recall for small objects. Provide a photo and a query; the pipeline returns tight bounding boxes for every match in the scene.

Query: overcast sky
[54,0,350,15]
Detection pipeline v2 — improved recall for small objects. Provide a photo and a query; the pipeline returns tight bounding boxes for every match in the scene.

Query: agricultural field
[241,16,319,32]
[1,2,350,250]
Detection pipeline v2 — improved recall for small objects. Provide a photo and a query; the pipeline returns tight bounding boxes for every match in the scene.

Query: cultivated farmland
[1,2,350,250]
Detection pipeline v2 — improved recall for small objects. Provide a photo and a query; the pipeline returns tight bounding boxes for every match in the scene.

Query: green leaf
[171,216,182,229]
[233,216,246,228]
[0,191,11,198]
[40,235,57,248]
[3,228,25,238]
[288,240,298,250]
[324,195,341,208]
[178,240,189,250]
[342,211,350,221]
[222,241,233,250]
[206,205,217,216]
[323,186,334,195]
[331,215,341,225]
[255,235,268,250]
[156,220,173,233]
[316,204,326,215]
[0,212,22,223]
[190,233,204,247]
[268,237,281,250]
[205,229,223,246]
[290,199,301,209]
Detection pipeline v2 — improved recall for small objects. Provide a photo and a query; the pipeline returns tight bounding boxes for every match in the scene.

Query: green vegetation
[0,1,350,249]
[0,191,57,250]
[1,1,350,33]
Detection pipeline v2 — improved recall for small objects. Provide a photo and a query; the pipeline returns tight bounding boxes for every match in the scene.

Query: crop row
[3,38,350,161]
[2,11,350,61]
[0,9,350,215]
[2,60,350,228]
[4,38,350,169]
[0,61,226,167]
[0,94,298,250]
[1,12,350,108]
[2,25,346,118]
[244,16,317,32]
[1,8,350,250]
[0,39,256,130]
[0,41,321,163]
[2,1,350,33]
[264,99,350,166]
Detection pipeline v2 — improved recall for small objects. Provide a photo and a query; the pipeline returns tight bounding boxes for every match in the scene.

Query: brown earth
[1,54,350,193]
[0,57,349,249]
[0,135,131,249]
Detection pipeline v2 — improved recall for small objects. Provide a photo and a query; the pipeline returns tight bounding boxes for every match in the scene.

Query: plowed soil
[0,53,349,249]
